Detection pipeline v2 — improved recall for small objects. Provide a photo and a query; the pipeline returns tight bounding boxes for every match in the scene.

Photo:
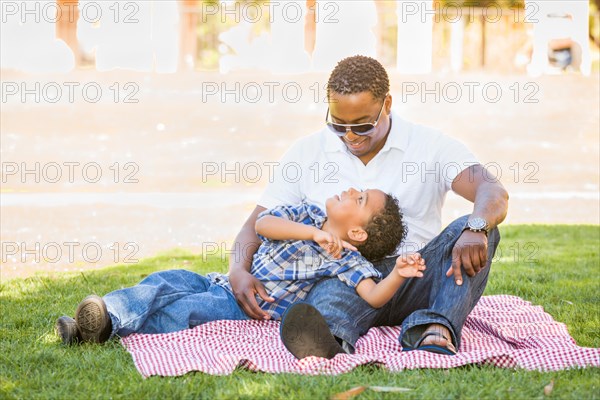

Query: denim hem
[108,311,120,339]
[400,314,458,350]
[329,325,360,353]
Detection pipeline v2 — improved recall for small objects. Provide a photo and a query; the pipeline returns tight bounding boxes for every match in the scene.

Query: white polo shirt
[258,111,479,253]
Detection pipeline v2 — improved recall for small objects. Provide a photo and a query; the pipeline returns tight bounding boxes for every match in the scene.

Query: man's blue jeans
[103,270,248,338]
[304,215,501,352]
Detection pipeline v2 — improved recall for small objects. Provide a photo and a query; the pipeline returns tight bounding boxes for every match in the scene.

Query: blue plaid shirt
[208,202,382,320]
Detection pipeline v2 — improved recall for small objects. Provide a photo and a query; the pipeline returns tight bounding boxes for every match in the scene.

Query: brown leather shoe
[74,295,112,343]
[280,303,346,360]
[55,316,82,345]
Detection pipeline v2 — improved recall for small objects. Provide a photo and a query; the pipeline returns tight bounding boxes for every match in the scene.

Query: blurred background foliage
[190,0,598,71]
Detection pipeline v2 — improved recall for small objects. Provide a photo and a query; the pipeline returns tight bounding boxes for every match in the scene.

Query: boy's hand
[313,229,357,259]
[395,253,426,278]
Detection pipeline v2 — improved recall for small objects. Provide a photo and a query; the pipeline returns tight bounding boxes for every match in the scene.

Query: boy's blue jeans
[103,270,248,338]
[304,215,501,352]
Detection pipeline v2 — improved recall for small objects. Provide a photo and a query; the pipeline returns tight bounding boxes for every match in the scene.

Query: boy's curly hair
[327,55,390,101]
[357,194,407,261]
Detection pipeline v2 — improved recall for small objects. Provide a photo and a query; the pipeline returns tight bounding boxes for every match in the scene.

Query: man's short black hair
[327,55,390,101]
[357,194,407,262]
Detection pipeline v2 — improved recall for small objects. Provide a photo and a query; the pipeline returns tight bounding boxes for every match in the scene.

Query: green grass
[1,225,599,399]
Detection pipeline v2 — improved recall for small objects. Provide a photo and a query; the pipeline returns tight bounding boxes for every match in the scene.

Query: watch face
[468,218,487,230]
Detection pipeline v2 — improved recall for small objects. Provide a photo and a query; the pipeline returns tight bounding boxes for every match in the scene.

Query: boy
[56,187,425,345]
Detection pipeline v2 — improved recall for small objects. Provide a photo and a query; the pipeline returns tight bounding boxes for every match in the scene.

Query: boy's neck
[321,219,333,234]
[321,219,349,242]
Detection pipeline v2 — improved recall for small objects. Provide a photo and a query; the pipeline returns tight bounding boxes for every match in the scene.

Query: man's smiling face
[328,91,392,164]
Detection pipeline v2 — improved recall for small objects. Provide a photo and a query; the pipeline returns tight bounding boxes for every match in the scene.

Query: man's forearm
[471,182,509,230]
[228,225,262,274]
[453,165,509,230]
[228,205,266,274]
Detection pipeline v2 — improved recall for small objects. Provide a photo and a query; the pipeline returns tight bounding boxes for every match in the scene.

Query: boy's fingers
[335,237,343,257]
[341,240,358,251]
[325,233,333,245]
[326,241,335,255]
[326,242,335,257]
[409,252,421,263]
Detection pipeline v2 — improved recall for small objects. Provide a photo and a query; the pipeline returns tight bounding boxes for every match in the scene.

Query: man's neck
[358,116,393,165]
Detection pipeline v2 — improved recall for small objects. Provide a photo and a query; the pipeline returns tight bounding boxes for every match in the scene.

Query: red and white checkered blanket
[121,295,600,377]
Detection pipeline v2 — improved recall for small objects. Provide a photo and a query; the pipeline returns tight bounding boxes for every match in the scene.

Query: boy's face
[325,188,386,243]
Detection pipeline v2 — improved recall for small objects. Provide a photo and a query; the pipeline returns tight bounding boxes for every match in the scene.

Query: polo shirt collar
[323,110,409,154]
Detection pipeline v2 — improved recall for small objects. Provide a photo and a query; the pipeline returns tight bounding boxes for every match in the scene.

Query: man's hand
[445,230,488,285]
[313,229,357,259]
[395,253,426,278]
[229,269,274,320]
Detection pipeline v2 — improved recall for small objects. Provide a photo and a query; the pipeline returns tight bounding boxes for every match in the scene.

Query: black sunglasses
[325,96,388,136]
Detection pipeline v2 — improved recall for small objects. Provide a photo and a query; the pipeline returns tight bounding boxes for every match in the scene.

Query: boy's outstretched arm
[255,215,320,241]
[255,215,357,258]
[356,254,426,308]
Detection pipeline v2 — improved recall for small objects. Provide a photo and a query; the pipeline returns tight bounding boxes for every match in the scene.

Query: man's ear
[348,227,368,243]
[385,94,392,114]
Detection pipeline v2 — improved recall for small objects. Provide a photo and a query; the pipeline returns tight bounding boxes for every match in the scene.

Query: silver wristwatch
[465,217,489,235]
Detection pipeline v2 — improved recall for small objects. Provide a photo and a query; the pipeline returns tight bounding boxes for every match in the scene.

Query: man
[228,55,508,357]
